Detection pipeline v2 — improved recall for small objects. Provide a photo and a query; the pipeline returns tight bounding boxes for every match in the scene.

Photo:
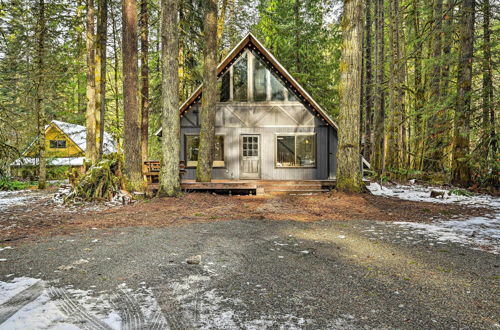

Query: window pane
[287,88,298,101]
[233,53,247,101]
[276,136,295,167]
[50,140,57,148]
[185,135,224,167]
[296,135,316,167]
[253,57,267,101]
[219,71,230,102]
[214,136,224,161]
[270,73,285,101]
[186,136,200,167]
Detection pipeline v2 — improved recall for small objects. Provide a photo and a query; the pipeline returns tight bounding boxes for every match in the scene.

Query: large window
[49,140,66,149]
[219,71,230,102]
[185,135,225,167]
[270,73,285,101]
[233,53,248,101]
[253,57,268,101]
[276,134,316,167]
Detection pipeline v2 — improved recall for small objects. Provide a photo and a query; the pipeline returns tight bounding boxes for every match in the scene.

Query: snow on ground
[0,190,46,209]
[0,278,167,329]
[368,182,500,254]
[0,274,312,329]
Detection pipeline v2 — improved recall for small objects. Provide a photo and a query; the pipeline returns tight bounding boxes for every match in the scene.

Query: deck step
[267,189,330,195]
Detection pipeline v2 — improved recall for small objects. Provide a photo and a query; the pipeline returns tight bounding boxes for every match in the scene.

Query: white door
[240,135,260,179]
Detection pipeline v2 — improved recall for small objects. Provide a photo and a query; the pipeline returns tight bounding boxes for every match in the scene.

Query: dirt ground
[0,189,491,244]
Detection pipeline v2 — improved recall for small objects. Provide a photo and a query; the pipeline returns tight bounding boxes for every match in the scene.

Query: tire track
[0,281,44,324]
[48,287,113,330]
[110,288,145,330]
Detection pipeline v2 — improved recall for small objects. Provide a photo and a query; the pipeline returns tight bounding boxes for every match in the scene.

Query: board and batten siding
[180,102,337,180]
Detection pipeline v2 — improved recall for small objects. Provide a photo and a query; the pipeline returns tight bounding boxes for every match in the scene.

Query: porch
[144,160,336,195]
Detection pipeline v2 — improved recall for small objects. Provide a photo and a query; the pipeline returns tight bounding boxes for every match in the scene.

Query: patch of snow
[0,277,40,305]
[0,278,166,329]
[0,247,12,252]
[0,190,45,209]
[368,182,500,254]
[394,215,500,254]
[0,259,7,262]
[367,182,499,208]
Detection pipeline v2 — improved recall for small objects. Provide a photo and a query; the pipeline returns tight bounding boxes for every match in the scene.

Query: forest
[0,0,498,195]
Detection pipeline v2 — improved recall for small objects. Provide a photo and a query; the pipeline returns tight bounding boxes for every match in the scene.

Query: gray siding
[180,102,337,180]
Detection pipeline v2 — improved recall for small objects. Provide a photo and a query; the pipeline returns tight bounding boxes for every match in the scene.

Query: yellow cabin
[11,120,117,176]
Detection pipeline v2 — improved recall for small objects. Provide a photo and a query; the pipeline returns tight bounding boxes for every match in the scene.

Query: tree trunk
[451,0,474,186]
[158,0,180,196]
[96,0,107,157]
[372,0,385,174]
[386,0,403,171]
[424,0,444,171]
[85,0,98,163]
[122,0,143,191]
[337,0,364,193]
[36,0,46,190]
[196,0,218,182]
[110,3,121,151]
[412,0,424,170]
[363,0,373,161]
[140,0,149,162]
[482,0,496,158]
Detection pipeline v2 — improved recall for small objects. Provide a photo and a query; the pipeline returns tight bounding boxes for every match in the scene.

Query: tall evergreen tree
[158,0,180,196]
[36,0,47,189]
[122,0,143,190]
[337,0,364,193]
[196,0,218,182]
[85,0,98,163]
[452,0,475,186]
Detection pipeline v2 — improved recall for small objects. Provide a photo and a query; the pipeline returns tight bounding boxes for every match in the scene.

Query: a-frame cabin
[157,33,338,182]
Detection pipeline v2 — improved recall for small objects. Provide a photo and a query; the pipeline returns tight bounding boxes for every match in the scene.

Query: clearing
[0,185,498,329]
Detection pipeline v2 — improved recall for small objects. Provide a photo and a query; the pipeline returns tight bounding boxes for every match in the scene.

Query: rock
[186,255,201,265]
[430,190,445,199]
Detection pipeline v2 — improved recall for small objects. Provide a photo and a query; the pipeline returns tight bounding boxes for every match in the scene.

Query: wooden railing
[143,160,186,185]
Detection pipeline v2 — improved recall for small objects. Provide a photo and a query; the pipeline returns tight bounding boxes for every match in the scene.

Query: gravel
[0,219,498,329]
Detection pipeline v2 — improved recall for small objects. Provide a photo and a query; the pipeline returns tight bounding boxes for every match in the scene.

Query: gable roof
[50,120,117,154]
[23,120,117,156]
[156,33,338,136]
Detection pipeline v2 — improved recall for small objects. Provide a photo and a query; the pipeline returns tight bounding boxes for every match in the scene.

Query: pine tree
[122,0,143,190]
[336,0,364,193]
[451,0,475,186]
[196,0,218,182]
[140,0,149,162]
[158,0,181,196]
[85,0,98,163]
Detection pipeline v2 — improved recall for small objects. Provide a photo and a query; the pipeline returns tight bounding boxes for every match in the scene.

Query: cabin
[11,120,117,179]
[155,33,340,194]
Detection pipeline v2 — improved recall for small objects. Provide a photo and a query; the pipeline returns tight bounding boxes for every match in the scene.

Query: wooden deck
[147,179,337,195]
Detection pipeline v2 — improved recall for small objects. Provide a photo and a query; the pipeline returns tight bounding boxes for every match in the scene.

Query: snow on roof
[11,157,85,167]
[51,120,117,154]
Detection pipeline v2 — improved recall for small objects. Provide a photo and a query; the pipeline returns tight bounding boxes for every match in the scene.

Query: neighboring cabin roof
[156,33,339,136]
[50,120,117,154]
[11,157,85,167]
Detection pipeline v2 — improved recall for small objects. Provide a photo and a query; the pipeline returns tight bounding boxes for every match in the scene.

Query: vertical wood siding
[180,102,337,180]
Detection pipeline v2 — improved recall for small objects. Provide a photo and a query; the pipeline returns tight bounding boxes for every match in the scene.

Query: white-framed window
[185,135,225,167]
[276,134,316,167]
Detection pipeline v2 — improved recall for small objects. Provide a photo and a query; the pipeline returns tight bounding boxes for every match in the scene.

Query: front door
[240,135,260,179]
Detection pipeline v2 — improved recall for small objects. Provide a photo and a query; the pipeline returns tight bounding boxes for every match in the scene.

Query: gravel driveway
[0,218,498,329]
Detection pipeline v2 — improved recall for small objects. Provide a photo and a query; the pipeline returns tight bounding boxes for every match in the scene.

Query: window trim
[275,133,317,169]
[184,134,226,168]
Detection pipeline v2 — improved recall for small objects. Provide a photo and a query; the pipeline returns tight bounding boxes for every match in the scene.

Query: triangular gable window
[217,50,298,103]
